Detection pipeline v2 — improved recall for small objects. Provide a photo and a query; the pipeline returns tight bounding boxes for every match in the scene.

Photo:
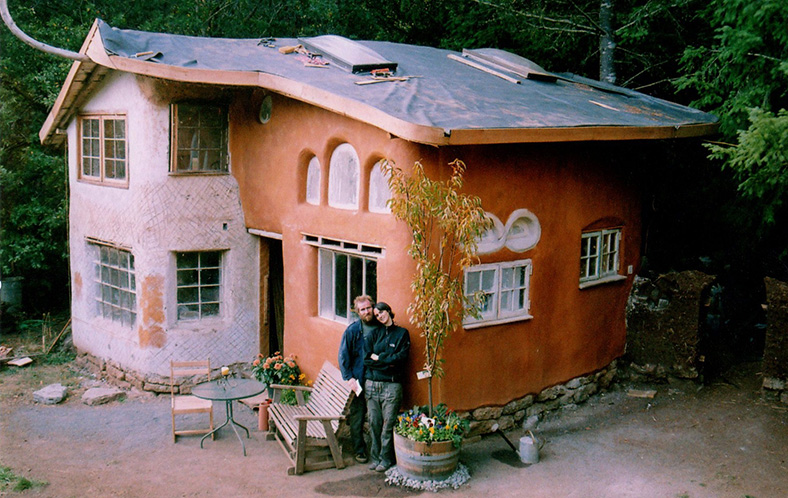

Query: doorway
[259,237,284,357]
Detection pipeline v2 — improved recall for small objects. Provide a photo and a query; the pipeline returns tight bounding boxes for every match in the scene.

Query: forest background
[1,0,786,360]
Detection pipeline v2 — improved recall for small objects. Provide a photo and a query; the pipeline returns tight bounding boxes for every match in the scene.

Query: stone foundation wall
[74,351,252,394]
[459,361,619,438]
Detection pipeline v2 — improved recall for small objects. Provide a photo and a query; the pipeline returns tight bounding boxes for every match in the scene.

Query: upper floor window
[306,156,321,205]
[303,235,380,323]
[79,115,127,187]
[463,259,532,328]
[328,143,359,209]
[90,240,136,327]
[368,160,392,214]
[580,228,622,287]
[176,251,222,320]
[171,103,228,173]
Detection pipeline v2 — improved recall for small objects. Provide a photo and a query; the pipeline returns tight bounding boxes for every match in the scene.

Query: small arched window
[328,144,360,209]
[368,160,392,214]
[305,156,321,205]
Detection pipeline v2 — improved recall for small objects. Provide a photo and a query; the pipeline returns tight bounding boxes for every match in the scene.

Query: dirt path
[1,361,786,497]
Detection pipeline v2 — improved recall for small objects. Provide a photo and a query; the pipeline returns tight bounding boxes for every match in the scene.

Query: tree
[384,159,490,415]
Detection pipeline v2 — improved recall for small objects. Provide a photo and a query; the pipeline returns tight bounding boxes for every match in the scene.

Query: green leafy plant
[384,159,491,417]
[395,403,469,448]
[251,352,307,405]
[0,465,46,492]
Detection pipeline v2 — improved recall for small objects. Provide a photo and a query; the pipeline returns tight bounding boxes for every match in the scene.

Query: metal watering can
[518,430,544,464]
[491,424,545,465]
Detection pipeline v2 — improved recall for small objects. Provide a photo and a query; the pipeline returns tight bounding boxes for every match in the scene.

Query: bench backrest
[306,361,354,419]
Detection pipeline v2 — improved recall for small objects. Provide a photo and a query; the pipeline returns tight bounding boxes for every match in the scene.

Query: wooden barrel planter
[393,432,460,481]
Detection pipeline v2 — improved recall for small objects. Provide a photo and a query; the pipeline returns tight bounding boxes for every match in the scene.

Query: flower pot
[258,400,271,431]
[393,432,460,481]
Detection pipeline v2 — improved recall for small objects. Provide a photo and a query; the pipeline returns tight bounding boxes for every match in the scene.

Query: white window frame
[88,239,136,327]
[78,114,128,187]
[176,250,224,321]
[579,228,625,288]
[328,143,360,209]
[463,259,533,329]
[303,234,381,324]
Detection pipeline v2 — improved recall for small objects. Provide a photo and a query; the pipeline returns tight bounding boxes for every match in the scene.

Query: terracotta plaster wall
[67,72,259,376]
[434,143,641,410]
[231,89,641,410]
[231,90,422,381]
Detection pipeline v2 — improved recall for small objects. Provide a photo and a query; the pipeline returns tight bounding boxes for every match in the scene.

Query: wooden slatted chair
[170,360,214,443]
[267,361,355,475]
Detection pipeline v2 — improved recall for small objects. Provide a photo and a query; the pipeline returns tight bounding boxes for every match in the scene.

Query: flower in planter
[251,352,307,405]
[395,403,469,448]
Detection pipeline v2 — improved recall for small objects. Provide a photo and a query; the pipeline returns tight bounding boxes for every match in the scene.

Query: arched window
[368,160,392,213]
[504,209,541,253]
[328,143,359,209]
[305,156,321,205]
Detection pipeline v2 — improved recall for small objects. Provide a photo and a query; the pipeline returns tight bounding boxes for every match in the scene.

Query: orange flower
[252,359,260,366]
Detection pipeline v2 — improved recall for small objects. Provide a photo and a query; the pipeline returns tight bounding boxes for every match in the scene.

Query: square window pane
[501,267,513,289]
[177,269,199,286]
[178,304,199,320]
[335,254,348,318]
[466,271,480,292]
[481,269,496,291]
[200,252,221,268]
[202,303,220,317]
[177,252,199,269]
[200,285,220,303]
[349,256,363,303]
[178,287,199,304]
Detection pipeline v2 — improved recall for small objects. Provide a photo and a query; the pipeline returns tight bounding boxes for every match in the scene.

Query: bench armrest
[268,383,312,391]
[294,414,345,421]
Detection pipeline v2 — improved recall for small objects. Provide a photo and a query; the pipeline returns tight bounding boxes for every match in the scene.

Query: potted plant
[251,352,307,405]
[384,159,490,480]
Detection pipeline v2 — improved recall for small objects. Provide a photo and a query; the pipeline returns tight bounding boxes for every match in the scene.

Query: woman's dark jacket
[363,324,410,384]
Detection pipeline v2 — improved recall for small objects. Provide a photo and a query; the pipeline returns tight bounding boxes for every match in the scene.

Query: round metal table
[192,378,266,456]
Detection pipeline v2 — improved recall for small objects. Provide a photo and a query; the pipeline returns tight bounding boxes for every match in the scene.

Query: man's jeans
[347,392,367,456]
[365,380,402,467]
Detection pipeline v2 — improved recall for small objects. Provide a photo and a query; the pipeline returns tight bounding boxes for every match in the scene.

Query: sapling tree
[383,159,491,416]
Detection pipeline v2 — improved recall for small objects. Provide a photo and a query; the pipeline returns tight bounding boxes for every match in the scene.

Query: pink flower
[252,359,260,366]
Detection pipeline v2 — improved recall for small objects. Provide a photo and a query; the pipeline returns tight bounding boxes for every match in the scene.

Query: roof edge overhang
[40,22,720,147]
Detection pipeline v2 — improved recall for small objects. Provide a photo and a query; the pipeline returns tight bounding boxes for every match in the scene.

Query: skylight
[462,49,557,82]
[298,35,397,73]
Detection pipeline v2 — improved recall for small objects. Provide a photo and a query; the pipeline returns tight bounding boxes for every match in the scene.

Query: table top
[192,378,267,402]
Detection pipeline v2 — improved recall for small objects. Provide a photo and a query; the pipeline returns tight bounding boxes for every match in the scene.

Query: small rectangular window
[580,228,622,285]
[464,259,532,328]
[171,103,228,173]
[79,115,127,187]
[176,251,223,320]
[90,241,136,327]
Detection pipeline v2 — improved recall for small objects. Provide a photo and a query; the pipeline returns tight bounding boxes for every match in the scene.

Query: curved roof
[41,19,718,146]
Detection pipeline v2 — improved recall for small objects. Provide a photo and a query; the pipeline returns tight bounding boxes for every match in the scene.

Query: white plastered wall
[67,71,259,376]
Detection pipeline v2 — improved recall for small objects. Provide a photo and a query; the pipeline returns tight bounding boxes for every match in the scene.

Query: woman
[363,302,410,472]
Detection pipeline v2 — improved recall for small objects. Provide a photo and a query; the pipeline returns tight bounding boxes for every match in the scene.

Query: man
[338,295,379,464]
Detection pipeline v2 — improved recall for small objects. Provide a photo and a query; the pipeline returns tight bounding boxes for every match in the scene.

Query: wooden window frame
[170,103,229,175]
[77,114,128,188]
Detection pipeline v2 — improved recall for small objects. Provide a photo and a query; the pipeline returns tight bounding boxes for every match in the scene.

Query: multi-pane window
[580,228,621,283]
[463,259,532,327]
[171,103,228,173]
[92,242,136,327]
[79,115,127,186]
[305,235,380,323]
[176,251,222,320]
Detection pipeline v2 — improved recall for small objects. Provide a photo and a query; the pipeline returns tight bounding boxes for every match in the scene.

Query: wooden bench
[267,361,355,475]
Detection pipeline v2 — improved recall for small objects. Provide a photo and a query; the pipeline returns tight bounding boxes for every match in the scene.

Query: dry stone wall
[763,277,788,404]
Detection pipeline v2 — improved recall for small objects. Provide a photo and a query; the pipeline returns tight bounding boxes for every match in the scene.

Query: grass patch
[0,465,46,492]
